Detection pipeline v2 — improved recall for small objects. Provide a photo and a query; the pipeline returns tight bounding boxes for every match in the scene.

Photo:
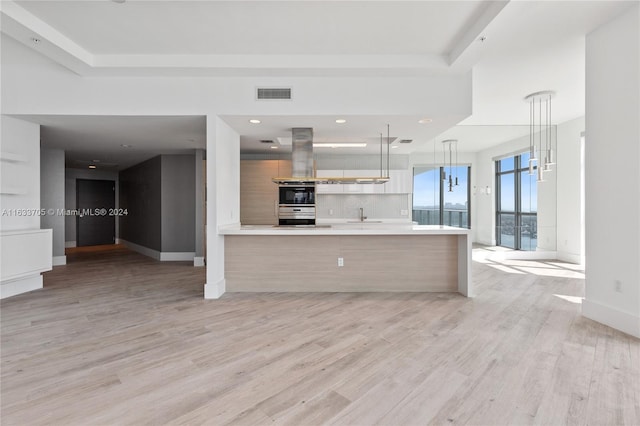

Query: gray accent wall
[161,155,195,252]
[119,154,196,255]
[40,148,65,258]
[119,156,162,251]
[194,150,205,258]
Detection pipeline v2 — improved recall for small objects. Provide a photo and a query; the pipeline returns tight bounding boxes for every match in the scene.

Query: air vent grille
[256,87,292,100]
[260,140,274,144]
[399,139,413,144]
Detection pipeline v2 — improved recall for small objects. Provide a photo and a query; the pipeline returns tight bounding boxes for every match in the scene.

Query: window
[496,153,537,250]
[413,165,471,228]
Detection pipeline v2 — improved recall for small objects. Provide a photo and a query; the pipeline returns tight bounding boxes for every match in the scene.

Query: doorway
[76,179,116,246]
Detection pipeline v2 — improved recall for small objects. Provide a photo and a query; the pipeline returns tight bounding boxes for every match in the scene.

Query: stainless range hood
[272,127,390,185]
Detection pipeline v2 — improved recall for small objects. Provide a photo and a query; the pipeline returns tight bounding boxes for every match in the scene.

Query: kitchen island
[219,224,473,297]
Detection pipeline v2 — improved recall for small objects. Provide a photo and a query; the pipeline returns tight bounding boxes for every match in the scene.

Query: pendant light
[442,139,459,192]
[525,91,555,182]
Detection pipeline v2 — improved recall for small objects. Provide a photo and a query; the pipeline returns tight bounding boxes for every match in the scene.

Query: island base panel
[225,235,458,292]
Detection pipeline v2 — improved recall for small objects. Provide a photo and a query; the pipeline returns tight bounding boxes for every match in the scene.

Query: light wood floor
[1,245,638,425]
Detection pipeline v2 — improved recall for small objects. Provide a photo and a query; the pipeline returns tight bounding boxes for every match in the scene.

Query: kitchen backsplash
[316,193,411,221]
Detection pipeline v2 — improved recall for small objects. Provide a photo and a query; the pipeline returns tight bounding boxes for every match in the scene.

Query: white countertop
[218,223,470,236]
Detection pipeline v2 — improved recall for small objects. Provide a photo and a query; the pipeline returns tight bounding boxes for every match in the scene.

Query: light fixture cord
[455,140,459,186]
[387,124,390,177]
[380,132,383,178]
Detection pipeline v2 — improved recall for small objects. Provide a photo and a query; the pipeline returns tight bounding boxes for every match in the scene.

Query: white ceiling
[1,1,635,162]
[17,115,206,170]
[14,1,485,56]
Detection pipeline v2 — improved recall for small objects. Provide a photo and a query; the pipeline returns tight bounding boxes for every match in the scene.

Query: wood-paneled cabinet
[240,160,291,225]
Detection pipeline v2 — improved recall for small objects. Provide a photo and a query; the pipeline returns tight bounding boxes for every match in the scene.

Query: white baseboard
[193,256,205,267]
[52,255,66,266]
[0,274,43,299]
[160,252,195,261]
[582,299,640,339]
[204,279,226,299]
[65,241,76,248]
[478,250,557,262]
[120,239,161,260]
[557,251,583,265]
[120,239,195,262]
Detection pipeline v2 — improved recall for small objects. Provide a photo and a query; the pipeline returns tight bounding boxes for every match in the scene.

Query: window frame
[495,154,537,250]
[412,165,471,229]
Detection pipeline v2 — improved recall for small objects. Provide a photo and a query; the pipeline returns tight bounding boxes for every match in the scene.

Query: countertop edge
[218,224,471,236]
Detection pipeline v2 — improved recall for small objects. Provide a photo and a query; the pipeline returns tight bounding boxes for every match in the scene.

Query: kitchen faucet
[359,207,367,222]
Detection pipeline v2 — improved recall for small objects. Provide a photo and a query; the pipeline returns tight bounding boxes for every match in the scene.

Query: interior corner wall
[160,154,196,252]
[65,168,119,247]
[584,4,640,338]
[119,156,162,252]
[556,116,585,264]
[40,148,65,264]
[205,115,240,299]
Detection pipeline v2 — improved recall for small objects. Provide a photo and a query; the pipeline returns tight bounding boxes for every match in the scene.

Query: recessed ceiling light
[249,119,261,124]
[313,143,367,148]
[418,118,432,124]
[120,144,132,148]
[88,165,97,169]
[270,146,279,149]
[335,119,347,124]
[391,146,399,149]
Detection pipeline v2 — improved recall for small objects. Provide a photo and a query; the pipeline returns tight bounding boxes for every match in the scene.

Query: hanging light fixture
[525,91,555,182]
[442,139,459,192]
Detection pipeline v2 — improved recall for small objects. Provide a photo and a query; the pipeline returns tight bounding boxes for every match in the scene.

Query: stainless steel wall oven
[278,185,315,225]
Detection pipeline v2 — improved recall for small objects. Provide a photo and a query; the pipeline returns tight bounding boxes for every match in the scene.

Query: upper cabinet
[383,170,412,194]
[316,170,344,194]
[343,170,385,194]
[315,169,412,194]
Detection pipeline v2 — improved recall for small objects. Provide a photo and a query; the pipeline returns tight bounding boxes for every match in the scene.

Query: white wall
[40,148,65,265]
[556,116,585,264]
[1,116,41,231]
[204,116,240,299]
[1,35,471,121]
[583,5,640,338]
[1,115,50,298]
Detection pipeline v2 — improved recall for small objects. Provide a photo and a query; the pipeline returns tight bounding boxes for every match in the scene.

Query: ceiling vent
[399,139,413,144]
[260,140,274,144]
[256,87,292,100]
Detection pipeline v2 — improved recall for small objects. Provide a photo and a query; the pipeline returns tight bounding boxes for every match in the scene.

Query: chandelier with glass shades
[525,90,556,182]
